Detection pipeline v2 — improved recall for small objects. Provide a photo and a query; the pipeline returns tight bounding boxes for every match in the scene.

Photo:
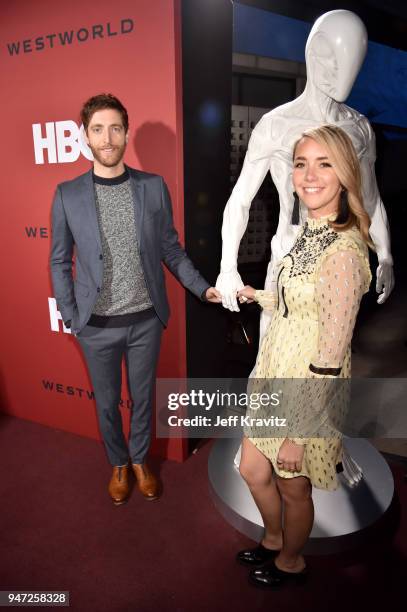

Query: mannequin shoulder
[339,105,374,140]
[250,102,315,153]
[248,110,284,158]
[252,101,300,133]
[351,110,374,141]
[335,107,374,158]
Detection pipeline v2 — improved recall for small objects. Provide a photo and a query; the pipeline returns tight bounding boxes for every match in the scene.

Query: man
[50,93,221,505]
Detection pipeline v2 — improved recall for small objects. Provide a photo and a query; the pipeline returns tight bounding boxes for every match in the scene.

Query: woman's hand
[237,285,256,303]
[276,439,305,473]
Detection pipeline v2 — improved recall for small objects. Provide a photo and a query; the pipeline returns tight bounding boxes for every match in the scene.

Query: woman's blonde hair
[294,124,373,247]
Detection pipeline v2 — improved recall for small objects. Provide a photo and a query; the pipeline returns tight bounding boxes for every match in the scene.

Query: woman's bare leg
[239,437,283,549]
[275,475,313,572]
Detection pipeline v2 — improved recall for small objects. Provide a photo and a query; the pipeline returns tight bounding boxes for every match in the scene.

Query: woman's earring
[291,192,300,225]
[336,189,350,224]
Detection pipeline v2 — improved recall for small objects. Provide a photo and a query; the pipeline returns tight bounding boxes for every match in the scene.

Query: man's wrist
[201,287,210,302]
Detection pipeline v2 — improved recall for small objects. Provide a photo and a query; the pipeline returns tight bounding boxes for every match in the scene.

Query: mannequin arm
[359,124,394,303]
[216,123,271,311]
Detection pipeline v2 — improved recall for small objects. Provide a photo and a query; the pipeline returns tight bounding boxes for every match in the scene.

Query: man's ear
[125,132,129,143]
[84,129,90,145]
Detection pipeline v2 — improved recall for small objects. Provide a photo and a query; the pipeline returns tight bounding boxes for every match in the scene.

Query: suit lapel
[128,167,145,251]
[80,169,102,252]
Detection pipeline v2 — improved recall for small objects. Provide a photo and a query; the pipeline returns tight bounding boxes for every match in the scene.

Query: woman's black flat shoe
[236,544,280,567]
[249,560,307,589]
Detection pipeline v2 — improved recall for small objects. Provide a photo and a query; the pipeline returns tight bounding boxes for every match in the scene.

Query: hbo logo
[32,120,94,164]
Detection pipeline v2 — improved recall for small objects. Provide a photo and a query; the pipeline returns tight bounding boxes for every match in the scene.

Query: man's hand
[215,270,244,312]
[375,260,395,305]
[205,287,222,303]
[276,439,305,473]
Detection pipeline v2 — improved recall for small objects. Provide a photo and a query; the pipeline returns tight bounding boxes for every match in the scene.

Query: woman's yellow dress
[246,216,371,490]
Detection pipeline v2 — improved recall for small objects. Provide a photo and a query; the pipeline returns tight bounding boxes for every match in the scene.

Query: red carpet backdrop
[0,0,188,460]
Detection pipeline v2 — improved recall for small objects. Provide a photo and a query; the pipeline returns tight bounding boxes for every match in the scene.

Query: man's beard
[90,143,126,168]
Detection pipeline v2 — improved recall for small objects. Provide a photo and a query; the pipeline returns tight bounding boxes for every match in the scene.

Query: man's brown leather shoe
[132,462,160,500]
[108,465,130,505]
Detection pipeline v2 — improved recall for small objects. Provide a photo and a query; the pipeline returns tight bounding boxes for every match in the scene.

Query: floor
[0,414,406,612]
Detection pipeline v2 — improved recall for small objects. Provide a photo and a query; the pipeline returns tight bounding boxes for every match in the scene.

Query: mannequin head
[305,10,368,102]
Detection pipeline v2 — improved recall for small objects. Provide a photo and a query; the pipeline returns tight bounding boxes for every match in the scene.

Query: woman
[236,125,372,588]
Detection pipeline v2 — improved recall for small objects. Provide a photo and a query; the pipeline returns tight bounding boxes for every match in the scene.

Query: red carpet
[0,414,405,611]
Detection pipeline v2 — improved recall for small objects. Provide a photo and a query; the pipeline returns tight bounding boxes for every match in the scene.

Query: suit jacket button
[99,254,103,260]
[97,287,101,292]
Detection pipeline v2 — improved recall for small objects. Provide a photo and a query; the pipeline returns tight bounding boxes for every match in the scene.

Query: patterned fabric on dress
[246,215,371,490]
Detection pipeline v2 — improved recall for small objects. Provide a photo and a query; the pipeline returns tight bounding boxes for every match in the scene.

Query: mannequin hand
[205,287,222,303]
[234,444,242,469]
[276,439,304,473]
[376,260,395,304]
[237,286,256,304]
[216,270,244,312]
[341,447,363,487]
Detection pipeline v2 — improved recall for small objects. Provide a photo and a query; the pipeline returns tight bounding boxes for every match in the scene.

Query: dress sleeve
[254,289,277,312]
[312,249,369,374]
[288,249,370,445]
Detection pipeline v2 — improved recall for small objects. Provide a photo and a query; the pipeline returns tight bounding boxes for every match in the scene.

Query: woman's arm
[237,285,277,311]
[285,249,370,451]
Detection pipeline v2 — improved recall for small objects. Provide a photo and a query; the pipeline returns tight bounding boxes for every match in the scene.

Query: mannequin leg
[239,437,283,549]
[275,476,313,572]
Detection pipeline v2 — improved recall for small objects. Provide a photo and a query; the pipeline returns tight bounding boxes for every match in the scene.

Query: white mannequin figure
[217,9,394,317]
[217,10,394,486]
